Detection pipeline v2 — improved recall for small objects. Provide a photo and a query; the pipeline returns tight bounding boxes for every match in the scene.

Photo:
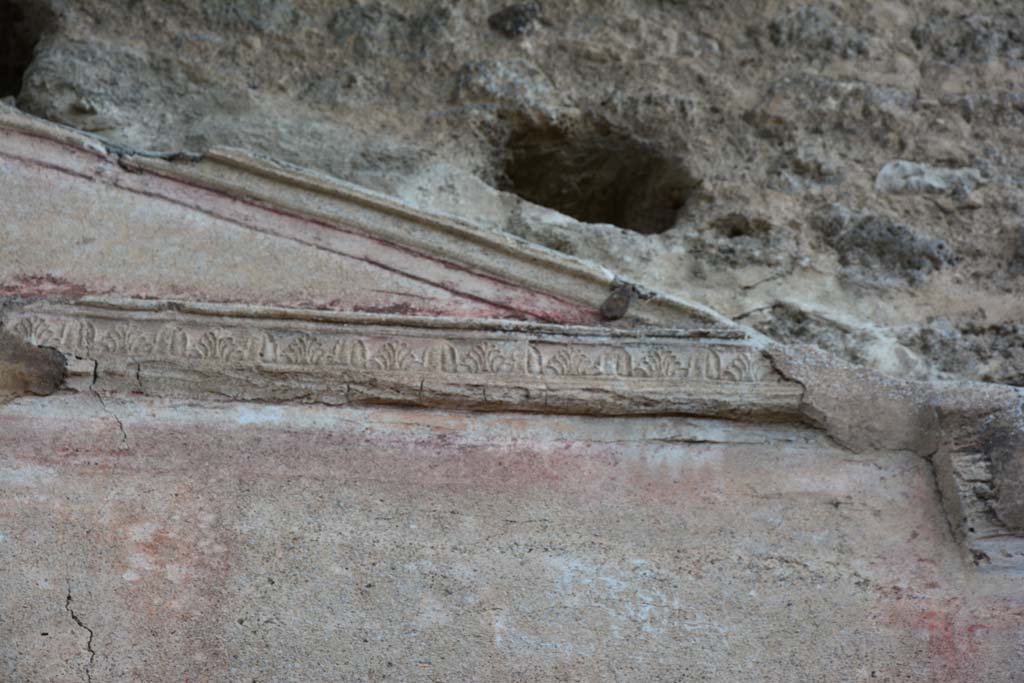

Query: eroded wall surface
[1,64,1022,681]
[3,396,1021,682]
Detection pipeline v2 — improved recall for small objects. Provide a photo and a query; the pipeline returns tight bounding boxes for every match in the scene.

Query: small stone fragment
[70,97,99,115]
[875,160,982,195]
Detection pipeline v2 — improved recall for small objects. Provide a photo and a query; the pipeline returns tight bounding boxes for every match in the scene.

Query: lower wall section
[1,395,1021,682]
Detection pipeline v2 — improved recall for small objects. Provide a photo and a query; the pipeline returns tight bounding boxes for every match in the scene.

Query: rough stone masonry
[5,0,1024,386]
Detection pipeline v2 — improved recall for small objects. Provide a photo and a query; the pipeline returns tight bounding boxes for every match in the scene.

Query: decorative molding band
[3,300,802,418]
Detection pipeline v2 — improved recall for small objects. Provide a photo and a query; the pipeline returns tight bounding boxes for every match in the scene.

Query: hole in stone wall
[0,0,46,99]
[497,118,700,235]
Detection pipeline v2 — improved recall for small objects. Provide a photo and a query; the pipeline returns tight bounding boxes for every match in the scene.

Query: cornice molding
[2,299,801,419]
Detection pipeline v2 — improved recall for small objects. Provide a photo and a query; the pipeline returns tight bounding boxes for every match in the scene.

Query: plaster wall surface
[2,395,1021,682]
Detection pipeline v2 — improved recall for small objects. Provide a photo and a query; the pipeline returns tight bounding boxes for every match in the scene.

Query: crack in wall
[64,580,95,683]
[761,348,830,437]
[89,359,128,447]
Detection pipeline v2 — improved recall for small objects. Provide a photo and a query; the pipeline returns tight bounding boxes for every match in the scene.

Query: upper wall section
[0,109,736,330]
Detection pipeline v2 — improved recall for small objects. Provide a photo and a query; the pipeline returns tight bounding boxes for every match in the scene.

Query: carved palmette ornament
[544,347,601,376]
[459,343,515,374]
[282,335,326,366]
[370,340,420,372]
[723,353,769,382]
[11,317,59,346]
[637,349,684,378]
[5,313,776,385]
[193,330,245,362]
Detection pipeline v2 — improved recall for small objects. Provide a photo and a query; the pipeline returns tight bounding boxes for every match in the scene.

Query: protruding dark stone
[600,283,634,321]
[0,328,65,398]
[488,3,540,39]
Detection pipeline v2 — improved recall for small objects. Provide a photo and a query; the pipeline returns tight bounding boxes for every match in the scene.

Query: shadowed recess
[498,117,700,235]
[0,0,46,99]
